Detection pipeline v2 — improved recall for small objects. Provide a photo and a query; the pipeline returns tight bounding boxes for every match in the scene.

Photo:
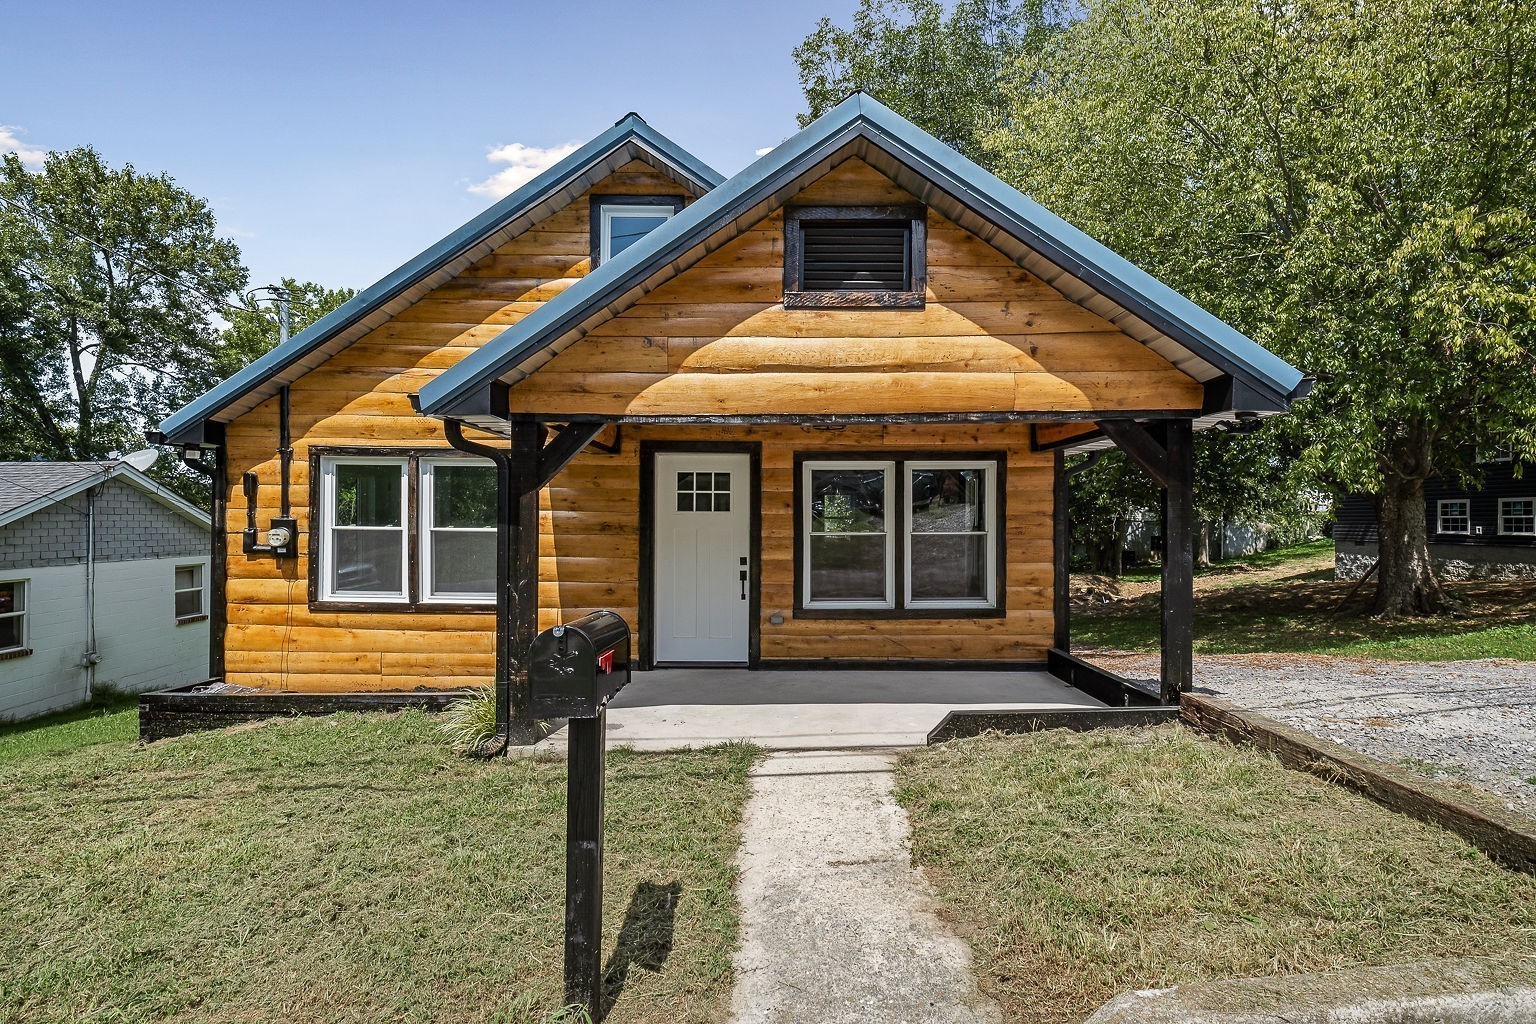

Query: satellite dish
[122,449,159,471]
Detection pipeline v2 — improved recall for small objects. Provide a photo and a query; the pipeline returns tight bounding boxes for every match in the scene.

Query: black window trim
[589,193,687,268]
[307,446,497,614]
[791,450,1006,620]
[783,204,928,310]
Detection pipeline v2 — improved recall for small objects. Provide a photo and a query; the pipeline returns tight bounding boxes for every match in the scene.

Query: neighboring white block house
[0,461,211,721]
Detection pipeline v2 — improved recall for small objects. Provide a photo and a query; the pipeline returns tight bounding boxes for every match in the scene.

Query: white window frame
[903,461,998,610]
[1499,497,1536,536]
[419,456,497,604]
[174,563,206,621]
[0,578,27,653]
[599,203,676,263]
[319,456,410,603]
[801,460,896,611]
[1436,499,1471,536]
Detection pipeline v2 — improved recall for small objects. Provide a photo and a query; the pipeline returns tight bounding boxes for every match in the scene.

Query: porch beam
[1096,419,1171,488]
[1160,419,1195,702]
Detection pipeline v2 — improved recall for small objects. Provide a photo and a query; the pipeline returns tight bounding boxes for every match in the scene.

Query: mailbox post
[530,610,631,1021]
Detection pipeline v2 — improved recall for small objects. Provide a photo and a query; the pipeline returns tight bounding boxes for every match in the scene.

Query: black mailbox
[530,610,631,719]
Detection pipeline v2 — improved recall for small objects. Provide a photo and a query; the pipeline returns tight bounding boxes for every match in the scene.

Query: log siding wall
[216,156,1195,691]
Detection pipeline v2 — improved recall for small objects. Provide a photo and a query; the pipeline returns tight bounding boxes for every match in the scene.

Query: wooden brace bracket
[1096,420,1171,488]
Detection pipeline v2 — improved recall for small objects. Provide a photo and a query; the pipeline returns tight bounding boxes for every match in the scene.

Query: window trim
[793,451,1006,620]
[1436,499,1471,536]
[1499,497,1536,537]
[419,456,497,604]
[174,562,207,623]
[903,460,999,610]
[307,447,497,613]
[801,459,897,611]
[783,204,927,310]
[589,194,685,267]
[0,578,29,658]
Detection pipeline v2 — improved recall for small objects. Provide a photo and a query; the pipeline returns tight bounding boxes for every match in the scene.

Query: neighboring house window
[320,457,410,601]
[1436,500,1471,536]
[1500,498,1536,536]
[174,564,206,621]
[316,453,497,607]
[420,458,497,601]
[591,195,684,266]
[799,457,1000,615]
[0,580,26,655]
[784,205,927,309]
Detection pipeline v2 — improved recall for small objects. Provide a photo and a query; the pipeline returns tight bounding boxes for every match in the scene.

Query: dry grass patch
[897,725,1536,1024]
[0,710,755,1024]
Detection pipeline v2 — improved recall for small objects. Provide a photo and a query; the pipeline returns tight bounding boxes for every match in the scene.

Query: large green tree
[987,0,1536,615]
[0,147,247,463]
[794,0,1067,160]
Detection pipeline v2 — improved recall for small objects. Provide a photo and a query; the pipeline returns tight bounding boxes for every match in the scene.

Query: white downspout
[82,482,101,700]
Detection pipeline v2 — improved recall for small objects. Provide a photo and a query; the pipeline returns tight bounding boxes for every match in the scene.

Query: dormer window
[784,205,927,309]
[591,195,684,266]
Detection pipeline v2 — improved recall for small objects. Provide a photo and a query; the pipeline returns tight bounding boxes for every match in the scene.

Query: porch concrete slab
[532,668,1101,752]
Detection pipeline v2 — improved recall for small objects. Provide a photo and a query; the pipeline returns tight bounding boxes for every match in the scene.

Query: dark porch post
[501,416,544,742]
[1053,449,1070,653]
[1160,419,1195,702]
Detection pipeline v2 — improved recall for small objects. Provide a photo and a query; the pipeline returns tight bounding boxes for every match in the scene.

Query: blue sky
[3,0,858,294]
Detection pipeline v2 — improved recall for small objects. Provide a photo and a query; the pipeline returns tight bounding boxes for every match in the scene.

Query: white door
[654,452,752,664]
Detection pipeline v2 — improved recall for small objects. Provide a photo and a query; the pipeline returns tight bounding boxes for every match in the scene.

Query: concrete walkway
[534,668,1100,752]
[729,750,1001,1024]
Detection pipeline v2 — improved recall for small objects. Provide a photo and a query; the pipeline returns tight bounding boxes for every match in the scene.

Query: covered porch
[531,666,1105,751]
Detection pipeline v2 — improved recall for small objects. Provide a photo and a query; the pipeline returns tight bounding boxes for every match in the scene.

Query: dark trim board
[1182,693,1536,875]
[639,440,763,671]
[1048,648,1164,707]
[138,683,470,742]
[760,659,1048,672]
[928,706,1179,744]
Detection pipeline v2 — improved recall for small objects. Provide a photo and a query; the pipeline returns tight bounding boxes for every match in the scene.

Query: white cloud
[0,125,47,170]
[755,146,775,157]
[468,140,582,198]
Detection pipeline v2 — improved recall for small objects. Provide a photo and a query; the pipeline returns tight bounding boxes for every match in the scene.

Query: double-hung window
[1500,498,1535,537]
[420,458,497,601]
[318,453,498,607]
[0,580,26,654]
[1436,499,1471,536]
[799,457,999,615]
[174,564,206,621]
[591,195,683,266]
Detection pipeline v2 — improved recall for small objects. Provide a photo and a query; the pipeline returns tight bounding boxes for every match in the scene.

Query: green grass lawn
[899,727,1536,1024]
[1075,542,1536,660]
[0,690,140,763]
[0,709,756,1024]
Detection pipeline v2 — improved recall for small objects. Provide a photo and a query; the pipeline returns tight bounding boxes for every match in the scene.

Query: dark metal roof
[417,93,1306,420]
[156,114,723,444]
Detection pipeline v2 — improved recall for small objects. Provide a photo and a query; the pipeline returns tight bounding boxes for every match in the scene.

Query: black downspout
[278,385,292,519]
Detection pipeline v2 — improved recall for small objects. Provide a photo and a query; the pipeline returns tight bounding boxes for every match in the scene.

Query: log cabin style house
[155,94,1307,741]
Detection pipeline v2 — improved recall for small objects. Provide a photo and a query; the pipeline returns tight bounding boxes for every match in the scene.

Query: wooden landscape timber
[1182,693,1536,875]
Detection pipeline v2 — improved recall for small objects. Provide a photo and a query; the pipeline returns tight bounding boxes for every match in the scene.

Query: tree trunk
[1372,433,1459,617]
[1112,518,1126,577]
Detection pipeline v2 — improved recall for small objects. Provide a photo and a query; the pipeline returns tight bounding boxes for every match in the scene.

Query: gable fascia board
[419,94,1304,418]
[156,116,723,444]
[0,463,209,531]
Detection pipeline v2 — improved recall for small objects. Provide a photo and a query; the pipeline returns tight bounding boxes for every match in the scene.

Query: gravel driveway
[1094,652,1536,819]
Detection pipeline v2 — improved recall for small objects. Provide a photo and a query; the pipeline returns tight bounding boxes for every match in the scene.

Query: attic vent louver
[784,204,927,309]
[800,221,910,290]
